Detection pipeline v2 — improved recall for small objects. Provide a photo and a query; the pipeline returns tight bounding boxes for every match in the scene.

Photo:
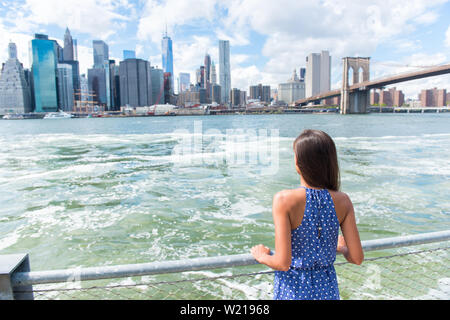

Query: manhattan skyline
[0,0,450,98]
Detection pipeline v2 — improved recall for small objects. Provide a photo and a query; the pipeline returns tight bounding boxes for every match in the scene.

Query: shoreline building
[31,34,59,112]
[370,88,404,107]
[0,42,32,114]
[278,70,305,105]
[419,88,447,107]
[305,50,331,97]
[230,88,241,108]
[119,58,153,108]
[249,84,271,103]
[211,83,221,104]
[219,40,231,105]
[151,66,165,105]
[177,84,207,107]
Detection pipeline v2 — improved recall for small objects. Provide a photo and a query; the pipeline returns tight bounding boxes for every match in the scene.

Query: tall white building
[210,61,217,85]
[57,63,74,111]
[305,50,331,97]
[278,70,305,105]
[219,40,231,104]
[0,42,32,114]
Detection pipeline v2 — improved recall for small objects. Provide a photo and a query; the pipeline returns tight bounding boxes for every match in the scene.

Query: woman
[251,129,364,300]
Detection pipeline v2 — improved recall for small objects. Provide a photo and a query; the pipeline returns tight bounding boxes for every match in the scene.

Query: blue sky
[1,0,450,98]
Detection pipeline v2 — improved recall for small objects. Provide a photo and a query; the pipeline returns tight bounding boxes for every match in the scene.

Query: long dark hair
[293,129,340,191]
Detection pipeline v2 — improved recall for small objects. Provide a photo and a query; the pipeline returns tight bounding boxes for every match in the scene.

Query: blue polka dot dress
[273,186,340,300]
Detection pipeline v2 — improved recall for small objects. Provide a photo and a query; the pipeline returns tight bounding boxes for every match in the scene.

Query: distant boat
[2,114,24,120]
[43,111,73,119]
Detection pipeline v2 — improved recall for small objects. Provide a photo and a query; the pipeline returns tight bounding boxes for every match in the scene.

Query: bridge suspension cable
[371,60,447,69]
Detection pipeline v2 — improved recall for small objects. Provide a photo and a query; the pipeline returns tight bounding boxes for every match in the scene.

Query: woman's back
[290,187,340,269]
[271,186,343,300]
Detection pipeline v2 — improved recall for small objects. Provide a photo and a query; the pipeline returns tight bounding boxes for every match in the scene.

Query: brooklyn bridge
[294,57,450,114]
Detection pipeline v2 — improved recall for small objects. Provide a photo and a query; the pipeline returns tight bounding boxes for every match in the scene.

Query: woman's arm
[337,194,364,265]
[251,191,292,271]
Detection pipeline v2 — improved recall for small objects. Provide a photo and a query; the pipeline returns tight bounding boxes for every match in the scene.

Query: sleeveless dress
[273,186,340,300]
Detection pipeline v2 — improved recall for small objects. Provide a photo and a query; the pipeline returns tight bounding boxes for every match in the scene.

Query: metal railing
[1,230,449,300]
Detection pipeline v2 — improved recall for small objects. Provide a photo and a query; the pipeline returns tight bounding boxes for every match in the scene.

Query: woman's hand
[251,244,271,263]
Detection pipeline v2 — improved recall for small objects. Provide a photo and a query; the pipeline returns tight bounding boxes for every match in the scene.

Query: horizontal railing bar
[11,229,450,287]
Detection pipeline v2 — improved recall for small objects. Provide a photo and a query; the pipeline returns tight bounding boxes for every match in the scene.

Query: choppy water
[0,113,449,298]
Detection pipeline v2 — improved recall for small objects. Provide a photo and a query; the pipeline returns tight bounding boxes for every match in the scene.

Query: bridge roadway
[295,63,450,106]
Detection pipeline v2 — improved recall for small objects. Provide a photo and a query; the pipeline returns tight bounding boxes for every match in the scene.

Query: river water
[0,113,449,298]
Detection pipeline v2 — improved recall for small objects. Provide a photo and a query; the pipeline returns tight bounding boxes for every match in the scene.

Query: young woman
[251,129,364,300]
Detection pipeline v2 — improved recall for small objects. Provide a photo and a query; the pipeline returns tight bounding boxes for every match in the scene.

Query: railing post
[0,253,33,300]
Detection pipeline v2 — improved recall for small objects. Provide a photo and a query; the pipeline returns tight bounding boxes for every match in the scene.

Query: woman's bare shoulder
[273,188,306,209]
[328,190,354,220]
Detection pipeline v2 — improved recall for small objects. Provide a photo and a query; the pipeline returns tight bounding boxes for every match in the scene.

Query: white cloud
[6,0,132,39]
[137,0,217,44]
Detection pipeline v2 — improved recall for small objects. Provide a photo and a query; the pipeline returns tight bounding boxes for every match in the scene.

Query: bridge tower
[341,57,370,114]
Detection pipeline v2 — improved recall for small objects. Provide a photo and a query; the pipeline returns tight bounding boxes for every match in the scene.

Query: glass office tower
[89,40,111,109]
[219,40,231,104]
[162,32,174,94]
[57,63,74,111]
[31,34,58,112]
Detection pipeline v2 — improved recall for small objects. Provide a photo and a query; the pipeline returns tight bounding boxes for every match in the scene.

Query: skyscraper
[109,60,121,110]
[89,40,111,109]
[249,84,271,103]
[178,72,190,93]
[31,34,59,112]
[93,40,109,68]
[211,84,221,104]
[0,42,32,113]
[88,68,107,106]
[80,74,89,104]
[204,54,211,84]
[162,30,174,94]
[219,40,231,105]
[119,58,153,107]
[305,50,331,97]
[299,67,306,82]
[210,61,217,85]
[63,60,80,93]
[63,28,74,61]
[150,66,165,105]
[230,88,241,107]
[57,63,74,111]
[61,28,80,103]
[73,39,78,61]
